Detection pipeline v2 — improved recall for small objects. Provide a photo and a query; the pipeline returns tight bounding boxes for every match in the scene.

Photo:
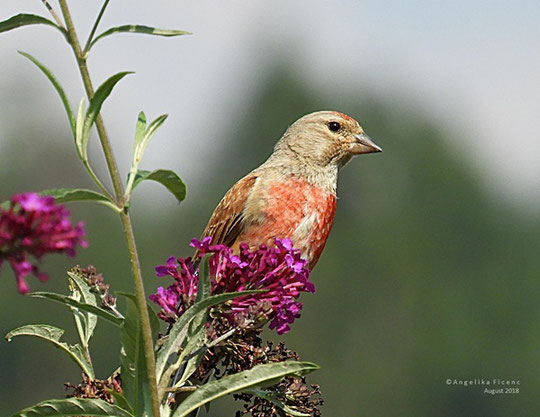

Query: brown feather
[201,175,258,247]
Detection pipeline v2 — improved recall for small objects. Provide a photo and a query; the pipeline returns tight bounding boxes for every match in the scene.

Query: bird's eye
[328,121,341,132]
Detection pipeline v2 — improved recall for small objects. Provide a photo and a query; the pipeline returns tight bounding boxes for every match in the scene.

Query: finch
[201,110,381,269]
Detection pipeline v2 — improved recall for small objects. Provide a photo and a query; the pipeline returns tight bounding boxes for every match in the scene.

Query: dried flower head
[150,237,315,334]
[71,265,117,310]
[0,193,88,294]
[65,372,122,404]
[193,320,323,417]
[233,340,323,417]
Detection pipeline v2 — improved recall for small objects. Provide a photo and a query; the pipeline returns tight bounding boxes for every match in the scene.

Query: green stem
[83,0,111,55]
[124,169,137,202]
[57,2,161,416]
[83,160,115,201]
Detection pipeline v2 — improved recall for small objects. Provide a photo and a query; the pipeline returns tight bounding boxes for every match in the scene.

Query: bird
[200,110,381,270]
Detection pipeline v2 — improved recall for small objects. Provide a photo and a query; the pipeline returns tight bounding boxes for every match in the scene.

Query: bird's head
[274,110,382,168]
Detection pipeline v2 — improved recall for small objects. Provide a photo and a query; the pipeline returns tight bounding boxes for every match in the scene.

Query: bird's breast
[240,176,337,268]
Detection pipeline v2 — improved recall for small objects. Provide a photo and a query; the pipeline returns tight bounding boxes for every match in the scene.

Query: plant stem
[40,0,66,30]
[83,160,115,201]
[83,0,111,55]
[57,2,161,416]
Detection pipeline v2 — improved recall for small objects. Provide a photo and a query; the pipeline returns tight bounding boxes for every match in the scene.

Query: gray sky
[1,1,539,204]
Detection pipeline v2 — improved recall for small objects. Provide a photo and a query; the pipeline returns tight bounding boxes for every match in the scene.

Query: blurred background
[1,1,540,416]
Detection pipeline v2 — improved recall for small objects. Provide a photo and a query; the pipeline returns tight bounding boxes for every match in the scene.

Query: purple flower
[150,237,315,334]
[151,254,199,321]
[149,286,180,321]
[0,192,88,294]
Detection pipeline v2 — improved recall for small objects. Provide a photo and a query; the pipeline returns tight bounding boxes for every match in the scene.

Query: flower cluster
[0,193,88,294]
[150,237,315,334]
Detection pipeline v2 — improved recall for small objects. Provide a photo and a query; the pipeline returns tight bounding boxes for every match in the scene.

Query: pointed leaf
[67,272,98,345]
[148,303,161,342]
[11,397,134,417]
[197,256,211,302]
[18,51,75,134]
[5,324,94,378]
[75,97,86,159]
[4,188,117,210]
[0,13,63,35]
[67,272,97,307]
[171,362,320,417]
[118,293,152,417]
[90,25,191,49]
[86,72,133,131]
[134,112,147,152]
[109,390,135,415]
[40,188,118,210]
[165,255,212,388]
[126,114,169,199]
[132,169,186,204]
[156,290,265,381]
[133,114,168,167]
[41,188,108,202]
[79,72,133,161]
[29,292,123,326]
[174,344,207,390]
[160,306,207,393]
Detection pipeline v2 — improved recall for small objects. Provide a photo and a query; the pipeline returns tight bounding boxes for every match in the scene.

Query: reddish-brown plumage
[237,176,337,268]
[200,111,381,272]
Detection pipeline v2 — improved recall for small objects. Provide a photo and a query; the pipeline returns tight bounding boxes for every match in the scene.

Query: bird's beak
[350,133,382,154]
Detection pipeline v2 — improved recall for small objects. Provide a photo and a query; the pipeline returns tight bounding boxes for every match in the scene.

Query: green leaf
[86,72,132,134]
[90,25,191,49]
[67,272,98,346]
[171,362,320,417]
[41,188,108,202]
[135,112,147,151]
[244,389,311,417]
[161,312,207,394]
[156,290,265,382]
[0,13,64,35]
[76,72,132,161]
[132,169,186,204]
[148,305,161,342]
[18,51,75,135]
[108,391,135,415]
[40,188,118,210]
[67,273,97,307]
[29,292,123,326]
[158,258,211,395]
[197,256,212,302]
[118,293,152,417]
[125,113,169,199]
[3,187,117,211]
[75,97,86,159]
[5,324,94,378]
[133,114,168,166]
[11,397,134,417]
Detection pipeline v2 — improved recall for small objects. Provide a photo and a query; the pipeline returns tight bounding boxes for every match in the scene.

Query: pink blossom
[151,237,315,334]
[0,193,88,293]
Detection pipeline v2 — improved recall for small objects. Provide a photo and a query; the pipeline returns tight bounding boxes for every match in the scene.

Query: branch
[39,0,66,30]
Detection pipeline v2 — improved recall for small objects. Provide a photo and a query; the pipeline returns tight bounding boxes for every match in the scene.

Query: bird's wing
[201,174,258,247]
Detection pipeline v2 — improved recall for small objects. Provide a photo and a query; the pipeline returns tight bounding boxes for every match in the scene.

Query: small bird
[201,111,381,269]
